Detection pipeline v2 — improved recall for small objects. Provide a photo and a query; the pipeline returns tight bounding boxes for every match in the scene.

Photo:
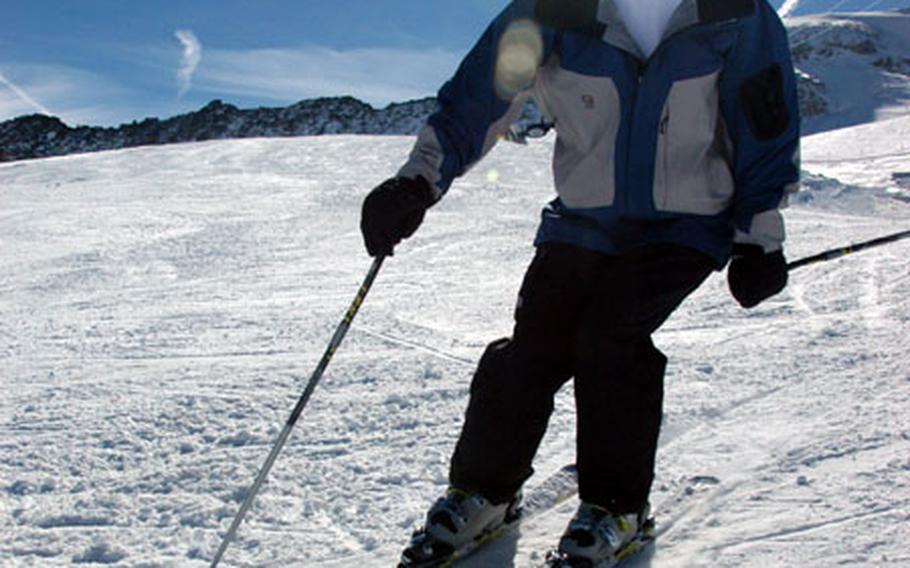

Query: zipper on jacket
[658,110,670,209]
[622,53,650,212]
[622,22,708,214]
[620,58,642,212]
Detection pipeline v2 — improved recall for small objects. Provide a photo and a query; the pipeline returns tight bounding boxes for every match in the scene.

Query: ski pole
[788,228,910,271]
[210,255,385,568]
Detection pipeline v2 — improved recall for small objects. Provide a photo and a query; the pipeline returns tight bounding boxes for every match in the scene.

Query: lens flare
[494,19,543,101]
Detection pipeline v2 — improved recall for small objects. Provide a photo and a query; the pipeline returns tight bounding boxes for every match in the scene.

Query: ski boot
[398,487,522,567]
[545,502,655,567]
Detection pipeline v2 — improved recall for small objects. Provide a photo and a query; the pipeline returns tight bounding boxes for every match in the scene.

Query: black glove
[727,244,788,308]
[360,176,436,257]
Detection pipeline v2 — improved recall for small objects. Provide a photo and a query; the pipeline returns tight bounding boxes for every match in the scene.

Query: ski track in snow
[1,129,908,567]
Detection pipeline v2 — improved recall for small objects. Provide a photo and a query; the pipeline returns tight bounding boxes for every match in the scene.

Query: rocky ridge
[0,97,437,163]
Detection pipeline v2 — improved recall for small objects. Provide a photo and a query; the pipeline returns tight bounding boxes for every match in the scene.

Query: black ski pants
[449,242,714,513]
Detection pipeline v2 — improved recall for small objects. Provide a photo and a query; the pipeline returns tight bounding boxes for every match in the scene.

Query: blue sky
[0,0,504,126]
[3,0,909,127]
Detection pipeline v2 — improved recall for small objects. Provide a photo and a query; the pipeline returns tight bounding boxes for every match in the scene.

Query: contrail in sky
[0,70,53,115]
[175,29,202,97]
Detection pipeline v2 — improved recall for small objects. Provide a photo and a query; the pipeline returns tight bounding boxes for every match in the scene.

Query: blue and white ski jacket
[398,0,801,266]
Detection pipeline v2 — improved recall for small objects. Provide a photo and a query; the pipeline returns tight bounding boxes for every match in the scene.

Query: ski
[533,474,723,568]
[398,464,580,568]
[541,518,656,568]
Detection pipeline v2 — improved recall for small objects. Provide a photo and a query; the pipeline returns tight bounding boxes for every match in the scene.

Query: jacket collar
[534,0,754,60]
[596,0,754,59]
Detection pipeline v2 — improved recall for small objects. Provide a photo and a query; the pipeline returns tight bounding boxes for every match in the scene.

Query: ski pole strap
[210,255,385,568]
[787,229,910,271]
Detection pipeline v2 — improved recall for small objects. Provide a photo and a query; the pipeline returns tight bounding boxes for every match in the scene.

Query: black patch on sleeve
[697,0,755,23]
[534,0,606,37]
[740,64,791,141]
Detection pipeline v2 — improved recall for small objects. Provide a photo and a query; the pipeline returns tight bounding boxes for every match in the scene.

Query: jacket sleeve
[398,0,554,197]
[719,0,801,253]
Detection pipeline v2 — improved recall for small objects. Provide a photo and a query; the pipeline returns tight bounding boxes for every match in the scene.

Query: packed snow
[2,123,909,566]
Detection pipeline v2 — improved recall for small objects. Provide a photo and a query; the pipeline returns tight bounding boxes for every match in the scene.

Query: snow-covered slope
[776,0,910,18]
[802,112,910,195]
[788,10,910,133]
[1,125,908,567]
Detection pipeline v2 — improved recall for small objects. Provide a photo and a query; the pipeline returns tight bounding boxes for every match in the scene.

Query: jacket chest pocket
[535,63,620,209]
[653,70,734,216]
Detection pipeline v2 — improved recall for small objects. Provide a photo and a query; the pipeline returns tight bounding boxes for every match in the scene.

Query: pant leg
[449,243,600,503]
[573,244,714,513]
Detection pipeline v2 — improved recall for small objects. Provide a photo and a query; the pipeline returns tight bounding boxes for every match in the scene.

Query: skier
[360,0,800,565]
